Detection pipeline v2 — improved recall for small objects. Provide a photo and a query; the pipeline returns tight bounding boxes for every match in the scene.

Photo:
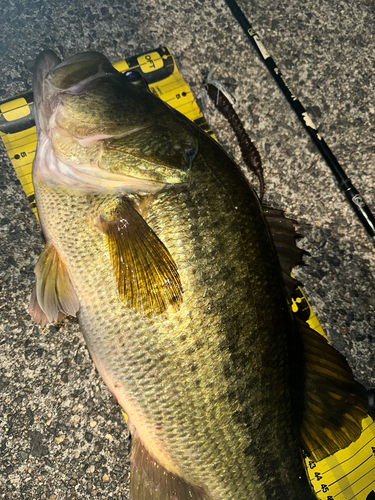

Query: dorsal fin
[130,432,212,500]
[263,206,368,458]
[29,242,79,325]
[263,205,308,296]
[298,319,368,461]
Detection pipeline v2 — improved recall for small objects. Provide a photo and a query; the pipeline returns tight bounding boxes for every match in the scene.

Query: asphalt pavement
[0,0,375,498]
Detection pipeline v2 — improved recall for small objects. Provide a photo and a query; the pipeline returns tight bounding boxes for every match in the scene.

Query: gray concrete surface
[0,0,374,498]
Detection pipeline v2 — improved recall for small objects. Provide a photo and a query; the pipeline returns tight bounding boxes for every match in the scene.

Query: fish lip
[49,51,113,75]
[33,50,61,85]
[47,51,118,94]
[32,50,61,136]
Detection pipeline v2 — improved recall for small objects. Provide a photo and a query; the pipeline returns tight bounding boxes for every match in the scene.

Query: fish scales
[34,130,310,499]
[30,51,367,500]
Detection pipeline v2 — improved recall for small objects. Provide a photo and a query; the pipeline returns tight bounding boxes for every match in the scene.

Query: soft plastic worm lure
[204,72,264,201]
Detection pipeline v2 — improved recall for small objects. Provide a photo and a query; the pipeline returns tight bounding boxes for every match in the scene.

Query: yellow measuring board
[0,46,374,500]
[306,417,375,500]
[0,96,38,215]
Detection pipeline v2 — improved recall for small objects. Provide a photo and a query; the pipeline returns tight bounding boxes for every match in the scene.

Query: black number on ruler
[371,446,375,456]
[314,472,322,481]
[308,461,316,469]
[145,54,155,70]
[327,496,334,500]
[321,484,329,493]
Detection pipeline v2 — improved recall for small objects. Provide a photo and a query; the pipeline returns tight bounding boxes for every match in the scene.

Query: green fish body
[30,51,367,500]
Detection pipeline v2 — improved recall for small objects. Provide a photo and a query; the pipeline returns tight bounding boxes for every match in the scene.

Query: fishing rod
[224,0,375,243]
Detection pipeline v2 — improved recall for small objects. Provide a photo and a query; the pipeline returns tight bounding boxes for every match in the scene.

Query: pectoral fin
[29,242,79,325]
[299,320,368,461]
[101,198,182,315]
[130,433,211,500]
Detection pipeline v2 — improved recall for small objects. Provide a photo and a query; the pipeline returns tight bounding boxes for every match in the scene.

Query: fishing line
[223,0,375,243]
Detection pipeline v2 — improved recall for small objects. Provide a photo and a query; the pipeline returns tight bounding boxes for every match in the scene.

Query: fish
[29,49,368,500]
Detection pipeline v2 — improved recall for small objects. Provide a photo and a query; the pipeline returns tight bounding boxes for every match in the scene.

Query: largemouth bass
[30,50,367,500]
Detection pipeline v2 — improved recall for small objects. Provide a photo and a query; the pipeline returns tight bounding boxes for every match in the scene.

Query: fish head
[32,50,199,193]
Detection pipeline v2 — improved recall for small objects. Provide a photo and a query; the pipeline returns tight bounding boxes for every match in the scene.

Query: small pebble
[55,435,65,444]
[71,415,80,425]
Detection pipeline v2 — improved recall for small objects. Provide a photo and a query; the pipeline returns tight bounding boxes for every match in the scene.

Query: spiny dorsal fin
[263,205,308,296]
[101,198,182,315]
[130,433,212,500]
[298,320,368,461]
[29,241,79,325]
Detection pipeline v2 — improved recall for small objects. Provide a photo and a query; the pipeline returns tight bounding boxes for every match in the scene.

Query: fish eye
[122,70,149,89]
